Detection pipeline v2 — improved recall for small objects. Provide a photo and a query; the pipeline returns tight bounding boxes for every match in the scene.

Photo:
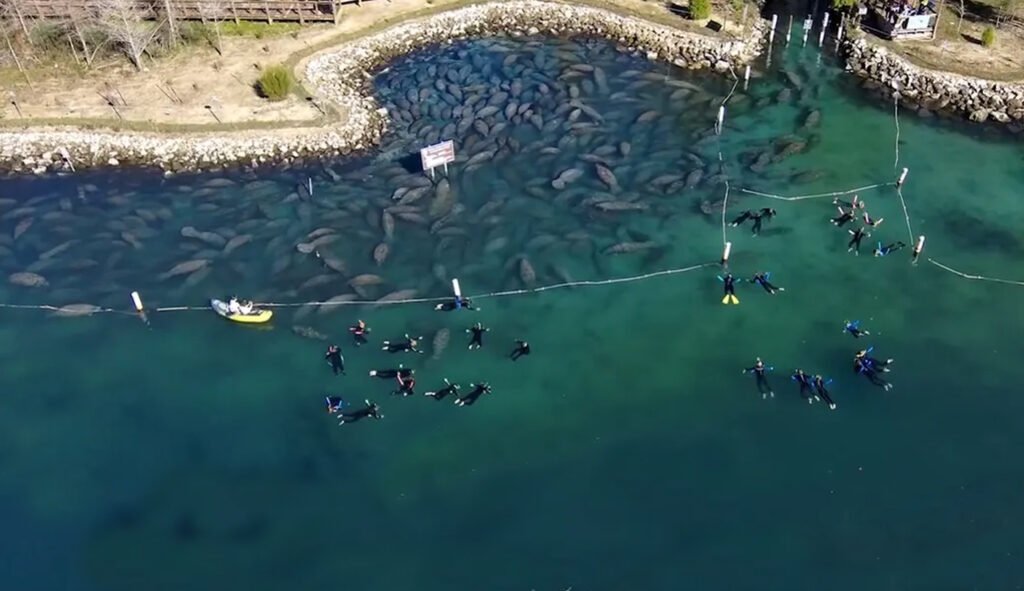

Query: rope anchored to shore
[927,258,1024,287]
[740,182,891,202]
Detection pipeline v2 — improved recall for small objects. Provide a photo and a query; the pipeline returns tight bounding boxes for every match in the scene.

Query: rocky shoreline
[0,0,766,176]
[844,37,1024,128]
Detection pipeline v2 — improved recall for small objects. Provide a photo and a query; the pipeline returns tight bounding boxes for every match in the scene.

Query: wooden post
[298,1,305,25]
[932,0,944,40]
[266,0,272,24]
[230,0,240,24]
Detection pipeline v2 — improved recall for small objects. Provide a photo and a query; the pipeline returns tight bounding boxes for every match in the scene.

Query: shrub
[981,26,996,48]
[690,0,712,19]
[257,65,294,101]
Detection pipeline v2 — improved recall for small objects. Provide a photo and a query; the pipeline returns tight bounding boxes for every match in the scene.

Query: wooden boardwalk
[13,0,383,24]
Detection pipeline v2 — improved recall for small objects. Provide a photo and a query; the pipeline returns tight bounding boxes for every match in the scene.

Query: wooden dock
[12,0,382,25]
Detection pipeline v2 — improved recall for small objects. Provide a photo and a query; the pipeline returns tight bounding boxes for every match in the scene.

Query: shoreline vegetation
[0,0,1019,174]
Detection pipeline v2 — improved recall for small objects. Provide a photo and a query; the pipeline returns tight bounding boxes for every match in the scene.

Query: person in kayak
[467,323,489,350]
[743,357,774,399]
[750,272,784,295]
[369,366,413,379]
[228,297,255,315]
[719,273,739,305]
[325,344,345,376]
[792,369,815,403]
[848,226,870,254]
[510,340,531,361]
[874,241,906,257]
[349,320,370,346]
[425,378,460,401]
[455,382,492,407]
[812,375,837,410]
[394,373,416,397]
[325,396,345,414]
[844,320,870,338]
[435,295,476,311]
[338,400,382,425]
[382,334,423,354]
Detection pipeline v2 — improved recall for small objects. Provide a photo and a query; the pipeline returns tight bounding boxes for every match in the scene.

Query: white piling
[786,15,794,45]
[721,242,732,266]
[58,147,75,172]
[307,177,313,197]
[743,64,751,91]
[769,14,778,44]
[913,235,925,263]
[131,291,144,312]
[802,17,811,46]
[451,278,462,298]
[818,13,830,46]
[835,16,845,50]
[715,105,725,135]
[897,167,909,186]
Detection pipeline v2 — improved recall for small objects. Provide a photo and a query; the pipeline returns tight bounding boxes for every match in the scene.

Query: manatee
[159,259,209,280]
[595,164,619,191]
[13,218,33,241]
[9,271,48,287]
[593,201,649,212]
[318,294,357,315]
[374,289,418,306]
[349,274,384,288]
[373,243,390,266]
[39,240,76,260]
[223,234,253,255]
[291,325,329,341]
[603,241,658,255]
[431,328,450,361]
[519,257,537,286]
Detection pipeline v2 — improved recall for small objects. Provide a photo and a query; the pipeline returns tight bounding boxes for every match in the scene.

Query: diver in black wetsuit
[369,366,413,379]
[510,340,531,361]
[855,358,893,391]
[848,226,869,254]
[729,210,754,227]
[874,241,906,257]
[435,296,476,311]
[325,344,345,375]
[382,334,423,354]
[393,373,416,397]
[338,400,382,425]
[467,323,489,350]
[455,382,492,406]
[831,206,856,227]
[855,349,893,372]
[349,320,370,346]
[750,272,784,294]
[325,396,345,414]
[720,273,739,305]
[743,358,774,399]
[425,378,460,401]
[863,212,884,228]
[844,320,870,338]
[792,370,815,403]
[813,375,837,410]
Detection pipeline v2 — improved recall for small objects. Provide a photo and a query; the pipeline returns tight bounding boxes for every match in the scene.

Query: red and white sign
[420,140,455,171]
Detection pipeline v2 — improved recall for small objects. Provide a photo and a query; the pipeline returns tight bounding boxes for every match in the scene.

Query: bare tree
[1,0,31,39]
[0,4,30,86]
[197,0,227,54]
[161,0,177,45]
[93,0,163,70]
[65,1,107,67]
[957,0,965,35]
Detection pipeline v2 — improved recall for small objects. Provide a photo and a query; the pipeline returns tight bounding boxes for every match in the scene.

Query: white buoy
[131,291,144,312]
[786,15,794,45]
[835,16,845,50]
[769,14,778,44]
[803,16,812,46]
[307,177,313,197]
[743,65,751,91]
[897,167,909,186]
[715,105,725,135]
[721,242,732,266]
[913,235,925,262]
[819,13,830,46]
[451,278,462,298]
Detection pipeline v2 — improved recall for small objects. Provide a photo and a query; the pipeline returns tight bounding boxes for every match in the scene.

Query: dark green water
[1,33,1023,591]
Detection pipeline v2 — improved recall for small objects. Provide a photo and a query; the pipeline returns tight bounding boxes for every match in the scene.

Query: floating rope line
[257,295,450,309]
[473,262,715,300]
[0,303,132,316]
[895,185,915,243]
[740,182,890,202]
[893,93,901,171]
[927,258,1024,287]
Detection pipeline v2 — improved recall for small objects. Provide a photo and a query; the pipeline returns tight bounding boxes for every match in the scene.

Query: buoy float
[721,242,732,267]
[897,167,909,187]
[912,235,925,264]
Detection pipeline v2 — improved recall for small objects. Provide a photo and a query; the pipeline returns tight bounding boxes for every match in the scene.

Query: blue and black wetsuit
[744,358,774,399]
[874,241,906,257]
[848,227,869,253]
[844,320,869,338]
[792,370,815,403]
[750,272,784,294]
[813,376,837,410]
[338,400,382,425]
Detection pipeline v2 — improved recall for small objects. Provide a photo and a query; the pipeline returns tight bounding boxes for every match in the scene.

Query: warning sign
[420,140,455,171]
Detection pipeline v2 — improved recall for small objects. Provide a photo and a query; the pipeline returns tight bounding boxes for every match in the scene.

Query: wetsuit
[729,210,754,227]
[467,323,488,350]
[855,359,893,391]
[813,376,837,410]
[874,241,906,257]
[382,335,422,353]
[394,374,416,397]
[425,379,459,401]
[844,320,869,338]
[856,349,892,373]
[744,359,774,399]
[325,345,345,375]
[349,321,369,346]
[510,340,531,361]
[455,383,492,406]
[369,367,413,379]
[720,273,739,304]
[750,272,783,294]
[338,400,382,425]
[760,207,777,220]
[792,370,815,403]
[848,227,869,253]
[325,396,345,414]
[435,296,476,311]
[863,212,884,228]
[750,212,765,235]
[831,207,855,227]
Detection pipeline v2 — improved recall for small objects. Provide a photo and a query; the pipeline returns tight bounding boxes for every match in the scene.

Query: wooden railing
[11,0,382,24]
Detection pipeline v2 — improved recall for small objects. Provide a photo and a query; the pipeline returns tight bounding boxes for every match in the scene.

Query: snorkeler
[855,348,893,373]
[743,358,774,399]
[719,273,740,305]
[382,334,424,354]
[435,295,477,311]
[863,212,884,228]
[855,358,893,391]
[455,382,493,407]
[848,226,870,254]
[874,241,906,257]
[729,210,754,227]
[393,373,416,397]
[792,369,815,403]
[325,396,345,414]
[338,400,383,425]
[843,320,870,338]
[510,340,531,361]
[324,344,345,376]
[812,375,837,410]
[831,206,856,227]
[425,378,460,401]
[349,320,370,346]
[750,272,784,294]
[834,194,862,209]
[369,366,414,379]
[467,322,489,350]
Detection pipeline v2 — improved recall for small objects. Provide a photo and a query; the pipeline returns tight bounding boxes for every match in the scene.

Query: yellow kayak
[211,299,273,324]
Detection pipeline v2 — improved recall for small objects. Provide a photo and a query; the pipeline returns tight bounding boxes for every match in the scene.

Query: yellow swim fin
[729,294,740,305]
[722,294,731,304]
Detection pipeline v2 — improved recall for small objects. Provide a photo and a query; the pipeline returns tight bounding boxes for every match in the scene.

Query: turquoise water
[1,34,1023,591]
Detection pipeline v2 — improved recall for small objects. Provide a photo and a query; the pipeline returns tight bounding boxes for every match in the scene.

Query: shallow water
[1,32,1024,591]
